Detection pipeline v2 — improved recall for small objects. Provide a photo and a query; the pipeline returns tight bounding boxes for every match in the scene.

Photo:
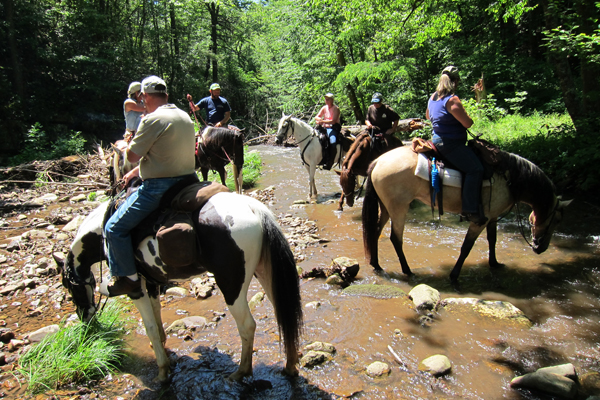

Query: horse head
[275,114,293,145]
[529,198,572,254]
[337,168,357,207]
[59,250,98,322]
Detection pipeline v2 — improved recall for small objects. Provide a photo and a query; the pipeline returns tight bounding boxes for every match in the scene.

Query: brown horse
[362,146,571,282]
[196,127,244,193]
[335,129,403,211]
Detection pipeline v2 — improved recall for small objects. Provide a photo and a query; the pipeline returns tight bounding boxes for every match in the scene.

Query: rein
[515,203,533,248]
[515,199,559,248]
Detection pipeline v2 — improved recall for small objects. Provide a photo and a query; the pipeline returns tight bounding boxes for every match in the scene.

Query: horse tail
[254,205,302,362]
[362,161,381,263]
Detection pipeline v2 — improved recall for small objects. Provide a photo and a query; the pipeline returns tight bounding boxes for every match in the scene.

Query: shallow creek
[3,144,600,399]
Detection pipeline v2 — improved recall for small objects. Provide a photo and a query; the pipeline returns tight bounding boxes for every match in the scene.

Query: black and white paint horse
[58,193,303,383]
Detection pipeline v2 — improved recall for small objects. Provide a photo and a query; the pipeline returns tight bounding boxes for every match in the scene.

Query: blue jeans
[105,175,193,277]
[432,135,483,214]
[326,128,337,144]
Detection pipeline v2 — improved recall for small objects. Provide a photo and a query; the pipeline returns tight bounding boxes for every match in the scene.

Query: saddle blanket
[415,153,491,188]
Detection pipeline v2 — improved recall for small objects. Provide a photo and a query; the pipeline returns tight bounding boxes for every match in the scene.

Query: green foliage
[87,192,97,201]
[473,113,595,191]
[205,146,262,190]
[17,301,127,393]
[463,95,508,122]
[9,124,87,165]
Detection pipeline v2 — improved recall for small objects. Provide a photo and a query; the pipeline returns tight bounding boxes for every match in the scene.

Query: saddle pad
[171,181,230,212]
[415,153,490,188]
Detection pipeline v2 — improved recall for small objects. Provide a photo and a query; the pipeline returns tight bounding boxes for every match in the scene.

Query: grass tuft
[17,300,127,393]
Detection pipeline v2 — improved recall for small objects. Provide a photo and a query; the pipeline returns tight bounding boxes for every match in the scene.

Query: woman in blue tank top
[426,66,487,226]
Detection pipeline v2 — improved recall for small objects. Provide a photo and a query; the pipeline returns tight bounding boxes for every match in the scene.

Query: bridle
[516,198,559,248]
[279,118,313,146]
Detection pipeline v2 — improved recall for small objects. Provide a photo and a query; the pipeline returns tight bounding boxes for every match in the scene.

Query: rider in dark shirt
[191,83,231,127]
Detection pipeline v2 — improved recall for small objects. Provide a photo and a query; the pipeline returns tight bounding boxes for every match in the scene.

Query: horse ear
[559,199,573,208]
[333,169,342,176]
[282,111,285,118]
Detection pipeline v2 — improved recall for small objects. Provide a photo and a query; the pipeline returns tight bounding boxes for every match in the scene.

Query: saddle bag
[156,211,197,267]
[467,136,507,167]
[411,137,434,153]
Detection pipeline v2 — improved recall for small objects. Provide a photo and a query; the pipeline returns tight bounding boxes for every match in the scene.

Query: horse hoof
[227,370,251,382]
[490,262,505,269]
[283,366,299,377]
[153,371,170,384]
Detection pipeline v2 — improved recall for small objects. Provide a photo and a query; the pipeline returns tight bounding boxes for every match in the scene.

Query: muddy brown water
[2,144,600,399]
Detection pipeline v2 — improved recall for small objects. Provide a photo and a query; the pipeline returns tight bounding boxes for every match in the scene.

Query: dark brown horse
[196,127,245,193]
[336,128,403,211]
[362,146,571,282]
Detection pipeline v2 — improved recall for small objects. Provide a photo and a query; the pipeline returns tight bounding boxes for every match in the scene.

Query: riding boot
[321,143,330,169]
[324,144,336,170]
[461,204,488,226]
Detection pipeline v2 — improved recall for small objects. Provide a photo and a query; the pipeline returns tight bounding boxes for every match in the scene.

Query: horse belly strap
[170,181,230,212]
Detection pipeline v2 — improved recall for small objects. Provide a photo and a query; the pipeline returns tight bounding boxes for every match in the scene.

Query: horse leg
[337,193,344,211]
[232,164,241,194]
[389,211,412,275]
[201,167,209,182]
[132,280,170,383]
[449,224,486,282]
[306,163,317,201]
[217,166,227,186]
[226,296,256,381]
[371,207,391,271]
[486,218,504,269]
[146,282,166,346]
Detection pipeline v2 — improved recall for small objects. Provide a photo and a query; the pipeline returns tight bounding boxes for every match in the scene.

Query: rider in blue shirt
[191,83,231,127]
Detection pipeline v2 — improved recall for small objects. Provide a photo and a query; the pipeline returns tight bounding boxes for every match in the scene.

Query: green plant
[463,94,507,122]
[87,192,97,201]
[504,91,528,114]
[17,300,127,393]
[34,172,50,188]
[9,124,87,165]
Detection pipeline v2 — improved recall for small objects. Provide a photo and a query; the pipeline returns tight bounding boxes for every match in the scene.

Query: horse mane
[342,131,371,170]
[503,151,555,212]
[291,117,316,133]
[203,127,244,147]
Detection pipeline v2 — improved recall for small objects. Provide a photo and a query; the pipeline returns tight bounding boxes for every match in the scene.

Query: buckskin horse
[276,114,349,201]
[57,193,303,383]
[335,128,403,211]
[362,146,571,282]
[196,127,245,194]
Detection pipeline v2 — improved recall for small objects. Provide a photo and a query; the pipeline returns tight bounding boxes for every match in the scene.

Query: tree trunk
[337,49,364,122]
[206,2,220,83]
[3,0,24,100]
[540,0,583,132]
[169,3,181,92]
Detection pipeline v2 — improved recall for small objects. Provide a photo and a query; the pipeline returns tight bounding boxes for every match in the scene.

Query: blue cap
[371,93,383,103]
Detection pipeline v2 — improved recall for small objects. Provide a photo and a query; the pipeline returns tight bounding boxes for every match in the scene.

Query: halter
[279,118,318,166]
[515,197,559,248]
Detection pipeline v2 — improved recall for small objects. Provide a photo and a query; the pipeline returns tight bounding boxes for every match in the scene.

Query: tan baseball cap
[141,75,167,94]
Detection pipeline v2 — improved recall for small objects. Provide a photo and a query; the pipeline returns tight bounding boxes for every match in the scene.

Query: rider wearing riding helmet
[426,66,487,226]
[123,81,145,140]
[315,93,341,170]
